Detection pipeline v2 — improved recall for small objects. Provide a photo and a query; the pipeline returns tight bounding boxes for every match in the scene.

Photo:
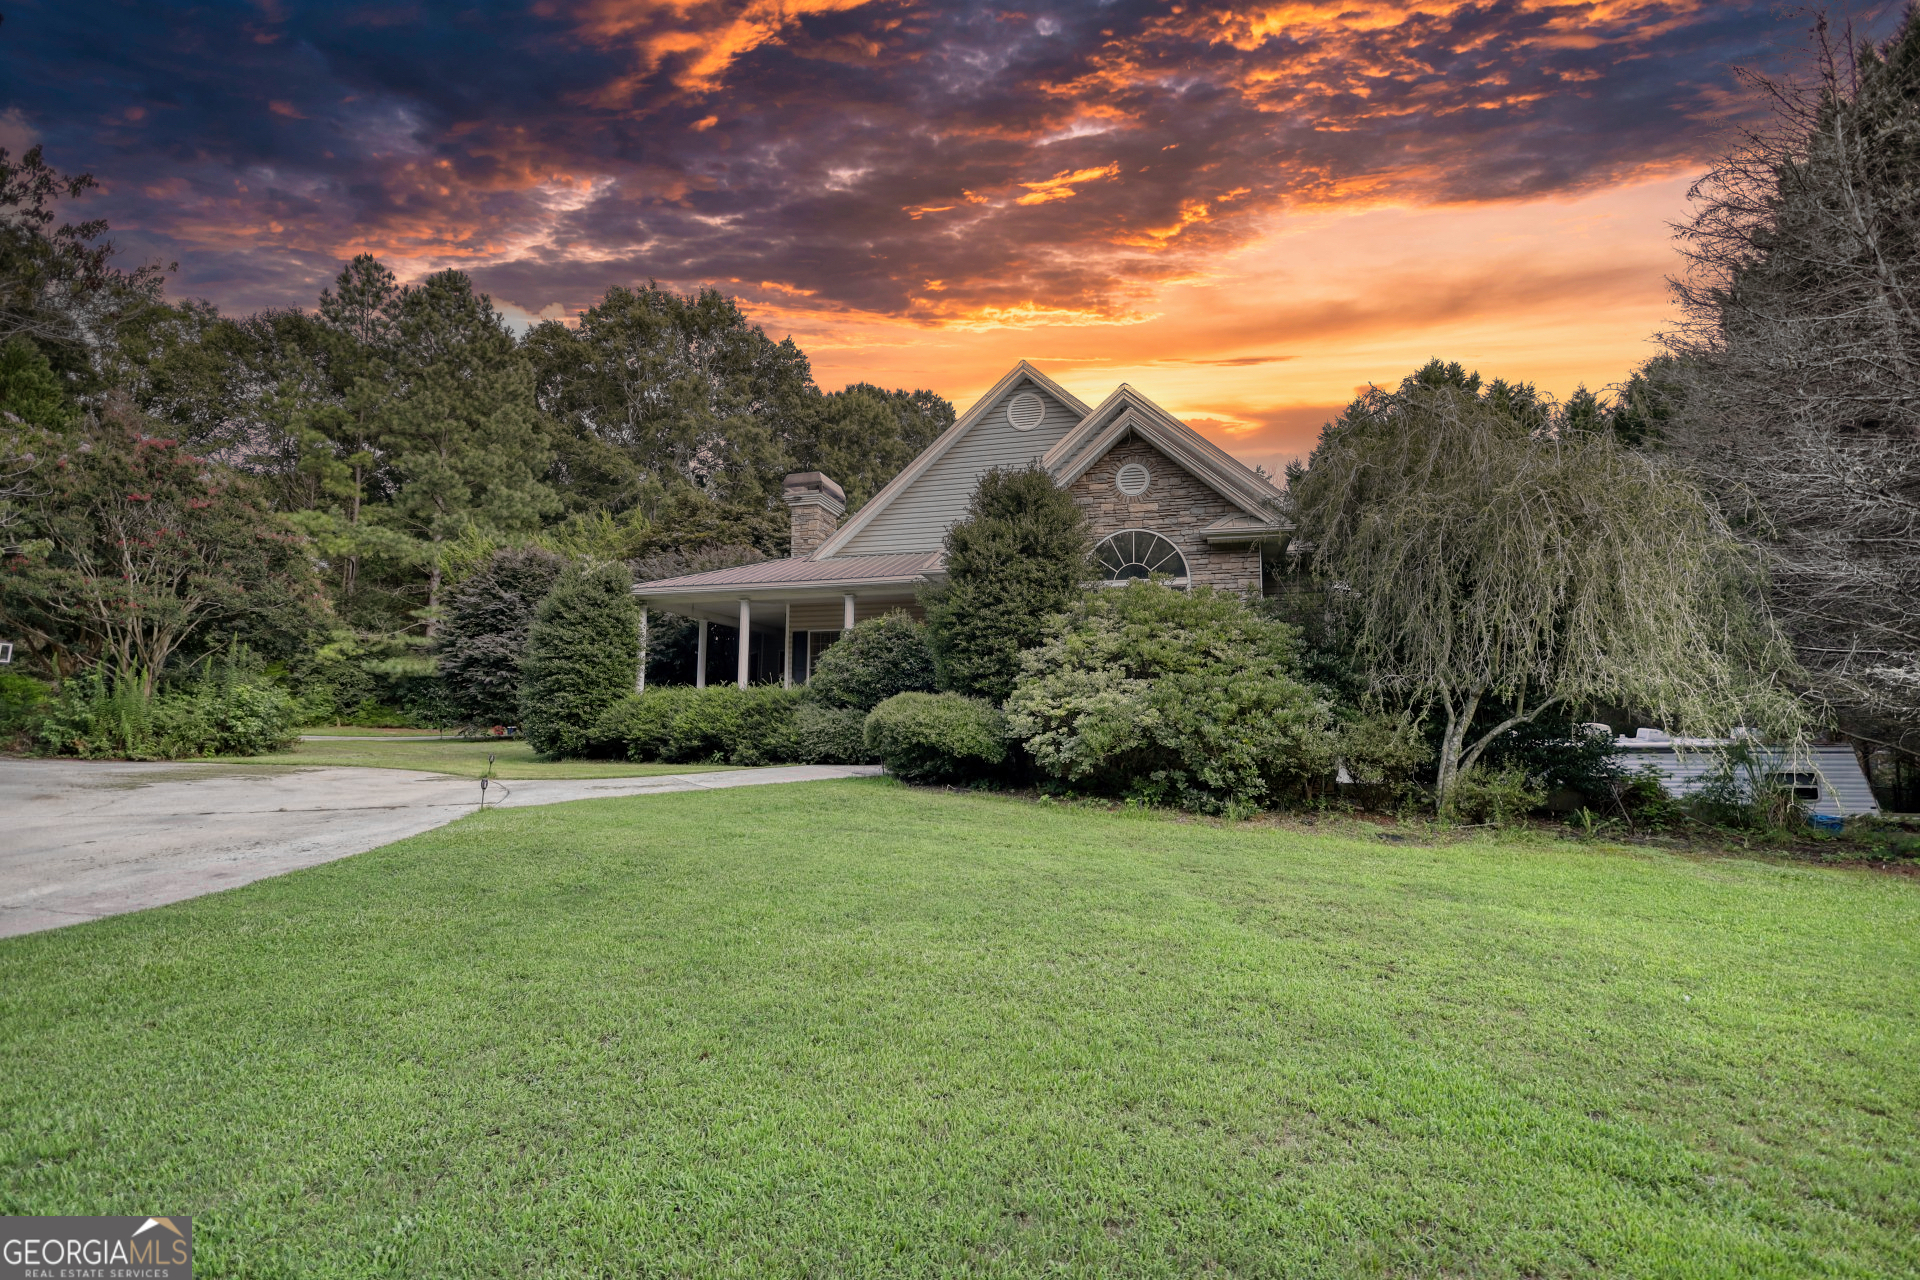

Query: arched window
[1095,530,1189,582]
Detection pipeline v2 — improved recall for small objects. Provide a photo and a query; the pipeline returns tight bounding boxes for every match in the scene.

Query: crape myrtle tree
[921,464,1093,703]
[1,398,324,689]
[437,547,567,727]
[1663,10,1920,736]
[519,560,641,757]
[1289,363,1803,813]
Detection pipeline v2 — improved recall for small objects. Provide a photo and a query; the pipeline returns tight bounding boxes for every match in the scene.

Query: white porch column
[783,603,793,689]
[695,620,708,689]
[636,606,648,693]
[737,598,751,689]
[843,592,855,631]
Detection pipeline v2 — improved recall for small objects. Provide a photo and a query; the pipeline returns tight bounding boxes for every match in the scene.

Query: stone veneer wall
[1067,436,1263,593]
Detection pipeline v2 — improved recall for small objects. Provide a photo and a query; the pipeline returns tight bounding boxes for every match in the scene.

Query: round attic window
[1005,391,1046,431]
[1115,462,1151,496]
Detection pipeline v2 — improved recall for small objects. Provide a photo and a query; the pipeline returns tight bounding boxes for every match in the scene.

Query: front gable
[822,362,1088,558]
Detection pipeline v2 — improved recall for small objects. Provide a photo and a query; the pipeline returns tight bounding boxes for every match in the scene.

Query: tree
[0,336,77,430]
[1663,10,1920,737]
[519,560,640,757]
[526,284,815,512]
[437,547,567,727]
[1289,367,1801,812]
[1,398,325,690]
[0,144,169,356]
[921,464,1092,703]
[790,384,953,512]
[380,270,557,633]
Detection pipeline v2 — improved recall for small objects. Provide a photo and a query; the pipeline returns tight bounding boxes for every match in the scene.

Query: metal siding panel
[838,382,1079,556]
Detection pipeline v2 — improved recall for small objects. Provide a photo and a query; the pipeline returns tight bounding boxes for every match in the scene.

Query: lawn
[2,781,1915,1278]
[222,736,736,779]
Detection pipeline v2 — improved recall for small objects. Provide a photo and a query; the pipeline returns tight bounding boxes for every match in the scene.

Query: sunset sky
[4,0,1898,471]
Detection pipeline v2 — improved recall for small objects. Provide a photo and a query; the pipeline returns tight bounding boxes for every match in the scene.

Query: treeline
[0,158,954,737]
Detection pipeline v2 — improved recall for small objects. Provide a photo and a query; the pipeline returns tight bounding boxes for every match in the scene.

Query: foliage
[1663,11,1920,735]
[33,659,300,760]
[1446,764,1548,826]
[0,143,170,356]
[804,612,937,712]
[1,398,325,691]
[1006,583,1335,813]
[594,684,802,766]
[0,671,51,739]
[518,561,640,757]
[0,336,76,429]
[1289,362,1802,812]
[790,384,953,512]
[1335,712,1433,811]
[437,547,566,728]
[794,703,873,765]
[1477,716,1623,806]
[921,464,1092,702]
[863,692,1009,784]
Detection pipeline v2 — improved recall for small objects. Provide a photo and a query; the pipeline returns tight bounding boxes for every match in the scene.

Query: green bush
[921,464,1092,702]
[1006,583,1336,813]
[439,547,567,728]
[0,671,51,739]
[864,692,1008,784]
[1336,713,1432,810]
[804,612,936,712]
[594,685,801,766]
[33,664,300,759]
[1447,764,1547,826]
[519,561,640,757]
[795,703,872,765]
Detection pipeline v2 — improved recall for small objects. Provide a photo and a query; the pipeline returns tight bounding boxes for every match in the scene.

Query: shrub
[795,703,872,764]
[1447,764,1547,826]
[519,561,640,757]
[864,692,1008,784]
[804,612,937,712]
[1006,583,1336,813]
[33,664,299,759]
[0,671,51,740]
[1336,713,1432,810]
[438,547,566,727]
[593,685,801,766]
[921,464,1091,702]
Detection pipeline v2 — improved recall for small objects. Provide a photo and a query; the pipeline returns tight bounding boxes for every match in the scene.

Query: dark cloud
[0,0,1841,323]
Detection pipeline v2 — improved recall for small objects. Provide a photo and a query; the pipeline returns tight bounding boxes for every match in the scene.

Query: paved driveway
[0,760,881,939]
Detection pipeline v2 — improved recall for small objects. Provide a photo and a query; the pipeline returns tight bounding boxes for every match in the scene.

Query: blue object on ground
[1808,813,1844,834]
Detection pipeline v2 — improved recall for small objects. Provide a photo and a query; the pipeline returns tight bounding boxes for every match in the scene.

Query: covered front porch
[633,552,940,689]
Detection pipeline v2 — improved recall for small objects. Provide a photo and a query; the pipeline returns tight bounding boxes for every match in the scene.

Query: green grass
[222,737,735,779]
[2,782,1916,1278]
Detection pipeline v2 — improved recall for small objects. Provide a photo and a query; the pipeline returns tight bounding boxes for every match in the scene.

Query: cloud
[5,0,1828,330]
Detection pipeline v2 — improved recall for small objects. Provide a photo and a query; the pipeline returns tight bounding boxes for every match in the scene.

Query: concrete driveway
[0,760,881,939]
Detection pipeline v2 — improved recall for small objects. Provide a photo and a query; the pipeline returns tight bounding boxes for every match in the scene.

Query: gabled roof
[1044,383,1286,522]
[812,360,1090,560]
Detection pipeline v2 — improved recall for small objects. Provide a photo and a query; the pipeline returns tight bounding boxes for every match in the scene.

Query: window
[1115,462,1150,495]
[1768,771,1820,802]
[1095,530,1188,582]
[1005,391,1046,431]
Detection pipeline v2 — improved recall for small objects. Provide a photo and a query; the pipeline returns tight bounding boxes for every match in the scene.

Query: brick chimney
[782,471,846,559]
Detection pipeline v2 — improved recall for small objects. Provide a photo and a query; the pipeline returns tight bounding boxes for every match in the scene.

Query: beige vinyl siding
[835,381,1081,556]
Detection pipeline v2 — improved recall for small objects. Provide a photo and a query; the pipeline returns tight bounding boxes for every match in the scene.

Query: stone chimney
[782,471,846,559]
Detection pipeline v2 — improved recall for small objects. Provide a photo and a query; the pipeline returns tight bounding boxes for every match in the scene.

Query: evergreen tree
[0,336,76,429]
[519,560,640,757]
[921,464,1091,703]
[382,270,557,633]
[790,384,953,512]
[438,547,567,727]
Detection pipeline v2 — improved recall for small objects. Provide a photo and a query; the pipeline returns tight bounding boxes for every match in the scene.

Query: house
[633,361,1288,688]
[1612,728,1880,818]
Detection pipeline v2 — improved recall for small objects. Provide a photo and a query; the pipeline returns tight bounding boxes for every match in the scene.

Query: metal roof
[634,551,943,595]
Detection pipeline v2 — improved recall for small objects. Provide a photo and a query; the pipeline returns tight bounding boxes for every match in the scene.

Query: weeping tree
[1290,367,1802,812]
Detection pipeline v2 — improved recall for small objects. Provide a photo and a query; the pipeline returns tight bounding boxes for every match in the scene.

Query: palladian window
[1095,530,1188,583]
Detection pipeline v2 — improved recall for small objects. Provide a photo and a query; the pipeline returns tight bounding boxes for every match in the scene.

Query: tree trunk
[1433,686,1482,814]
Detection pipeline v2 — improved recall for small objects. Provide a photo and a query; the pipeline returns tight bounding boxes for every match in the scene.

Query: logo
[2,1216,192,1279]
